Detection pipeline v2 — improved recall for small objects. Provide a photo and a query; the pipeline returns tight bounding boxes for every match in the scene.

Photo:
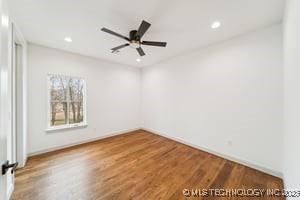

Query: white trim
[28,128,141,156]
[11,22,27,168]
[46,122,87,132]
[141,128,283,178]
[6,16,14,200]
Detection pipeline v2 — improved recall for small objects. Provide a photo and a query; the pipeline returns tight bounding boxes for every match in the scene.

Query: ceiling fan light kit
[101,20,167,57]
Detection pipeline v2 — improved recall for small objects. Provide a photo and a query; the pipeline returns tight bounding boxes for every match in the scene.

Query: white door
[1,0,16,199]
[0,0,10,199]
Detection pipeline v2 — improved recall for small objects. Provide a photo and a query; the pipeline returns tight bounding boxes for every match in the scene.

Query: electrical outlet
[227,140,232,147]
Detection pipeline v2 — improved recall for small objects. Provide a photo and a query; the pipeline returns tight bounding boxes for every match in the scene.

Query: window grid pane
[50,102,68,126]
[48,74,85,128]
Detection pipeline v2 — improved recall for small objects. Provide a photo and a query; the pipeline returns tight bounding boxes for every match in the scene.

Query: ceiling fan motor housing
[129,30,141,48]
[130,30,139,42]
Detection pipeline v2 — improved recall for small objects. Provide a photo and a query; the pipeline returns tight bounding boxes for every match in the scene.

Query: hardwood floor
[12,130,284,200]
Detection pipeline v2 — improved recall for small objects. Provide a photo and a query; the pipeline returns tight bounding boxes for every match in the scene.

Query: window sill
[46,123,88,132]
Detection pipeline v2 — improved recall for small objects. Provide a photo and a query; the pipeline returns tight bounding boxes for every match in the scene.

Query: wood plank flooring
[12,130,284,200]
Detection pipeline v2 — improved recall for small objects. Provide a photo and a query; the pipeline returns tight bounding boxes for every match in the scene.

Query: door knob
[1,160,18,175]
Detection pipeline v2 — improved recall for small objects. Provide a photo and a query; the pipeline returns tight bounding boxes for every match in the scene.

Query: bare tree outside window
[48,75,86,128]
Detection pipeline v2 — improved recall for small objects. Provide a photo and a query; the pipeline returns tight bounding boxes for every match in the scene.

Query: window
[47,74,86,131]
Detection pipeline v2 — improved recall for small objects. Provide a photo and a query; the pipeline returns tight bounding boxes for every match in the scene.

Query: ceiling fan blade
[101,28,129,41]
[136,20,151,39]
[136,47,145,56]
[111,43,129,51]
[142,41,167,47]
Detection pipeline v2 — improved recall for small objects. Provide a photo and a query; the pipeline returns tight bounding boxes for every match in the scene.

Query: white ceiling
[9,0,285,67]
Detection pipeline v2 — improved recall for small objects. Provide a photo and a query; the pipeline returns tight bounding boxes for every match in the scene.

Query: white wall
[27,24,285,178]
[141,24,283,175]
[283,0,300,193]
[27,44,141,154]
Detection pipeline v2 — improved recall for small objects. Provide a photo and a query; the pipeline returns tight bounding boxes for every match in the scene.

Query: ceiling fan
[101,20,167,57]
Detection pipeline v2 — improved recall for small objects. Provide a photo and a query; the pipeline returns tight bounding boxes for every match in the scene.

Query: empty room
[0,0,299,199]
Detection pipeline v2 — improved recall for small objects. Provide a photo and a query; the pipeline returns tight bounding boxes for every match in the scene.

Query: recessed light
[64,37,72,42]
[211,21,221,29]
[136,58,141,62]
[2,15,9,27]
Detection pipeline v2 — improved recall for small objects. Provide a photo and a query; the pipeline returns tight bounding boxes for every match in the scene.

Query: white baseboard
[17,157,27,169]
[28,128,141,157]
[16,156,27,169]
[141,128,283,178]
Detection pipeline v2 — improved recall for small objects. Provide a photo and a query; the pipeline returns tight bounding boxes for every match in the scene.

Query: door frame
[11,22,27,168]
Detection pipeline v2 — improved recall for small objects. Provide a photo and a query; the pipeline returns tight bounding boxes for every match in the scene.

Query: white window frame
[46,74,87,131]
